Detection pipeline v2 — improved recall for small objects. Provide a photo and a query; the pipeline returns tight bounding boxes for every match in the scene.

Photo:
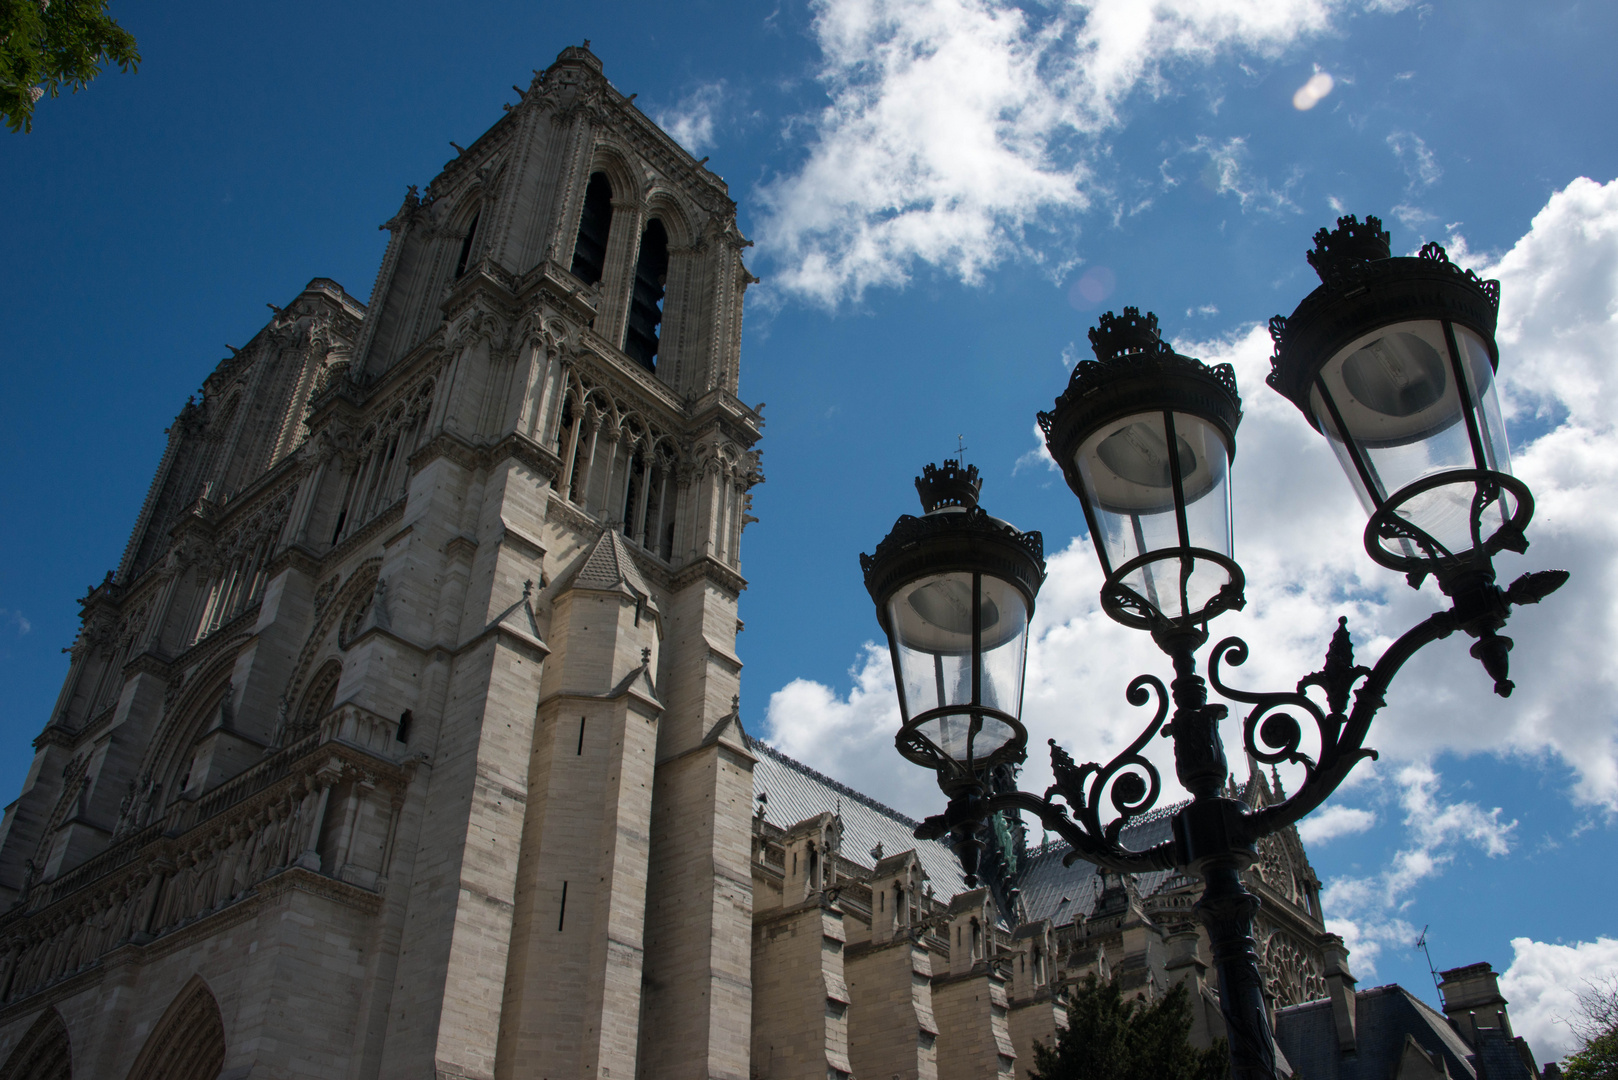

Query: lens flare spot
[1068,266,1116,309]
[1293,71,1335,111]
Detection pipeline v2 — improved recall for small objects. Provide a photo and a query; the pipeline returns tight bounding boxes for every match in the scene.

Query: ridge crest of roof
[746,735,921,829]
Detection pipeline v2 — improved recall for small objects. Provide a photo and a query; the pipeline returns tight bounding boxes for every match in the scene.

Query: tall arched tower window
[454,209,482,279]
[624,219,669,371]
[570,172,614,285]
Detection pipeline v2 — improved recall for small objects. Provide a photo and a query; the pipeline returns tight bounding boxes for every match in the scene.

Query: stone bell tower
[0,43,761,1080]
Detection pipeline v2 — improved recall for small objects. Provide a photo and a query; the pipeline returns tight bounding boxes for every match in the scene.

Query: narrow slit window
[624,219,669,372]
[454,210,481,280]
[570,172,613,285]
[577,716,587,755]
[558,880,568,931]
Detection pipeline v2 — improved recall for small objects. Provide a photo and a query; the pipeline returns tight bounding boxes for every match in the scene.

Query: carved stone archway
[125,976,225,1080]
[0,1007,71,1080]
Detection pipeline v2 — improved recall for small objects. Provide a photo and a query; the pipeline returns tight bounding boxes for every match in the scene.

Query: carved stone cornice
[571,330,689,418]
[265,543,323,582]
[545,491,603,540]
[323,499,406,569]
[167,610,257,685]
[669,554,747,598]
[517,260,600,324]
[410,431,483,473]
[121,650,173,683]
[441,263,519,329]
[489,432,563,484]
[31,725,76,753]
[687,389,764,448]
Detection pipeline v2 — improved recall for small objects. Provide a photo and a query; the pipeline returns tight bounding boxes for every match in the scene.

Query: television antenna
[1414,925,1444,1000]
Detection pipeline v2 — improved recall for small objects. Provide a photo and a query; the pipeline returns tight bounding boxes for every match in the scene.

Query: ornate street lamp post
[860,217,1568,1080]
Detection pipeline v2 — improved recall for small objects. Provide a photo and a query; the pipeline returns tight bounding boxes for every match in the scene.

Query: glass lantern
[861,462,1047,792]
[1269,216,1530,576]
[1040,308,1245,635]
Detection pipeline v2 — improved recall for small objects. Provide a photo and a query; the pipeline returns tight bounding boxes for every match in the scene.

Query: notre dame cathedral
[0,44,1346,1080]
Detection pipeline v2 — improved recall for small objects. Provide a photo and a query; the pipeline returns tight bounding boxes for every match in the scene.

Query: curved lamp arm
[1214,569,1568,841]
[915,674,1178,877]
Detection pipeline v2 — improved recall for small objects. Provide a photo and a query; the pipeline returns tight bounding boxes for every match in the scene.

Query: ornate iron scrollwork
[1211,618,1376,793]
[1043,674,1169,852]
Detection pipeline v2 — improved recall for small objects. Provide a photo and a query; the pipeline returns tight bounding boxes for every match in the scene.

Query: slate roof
[1016,807,1182,927]
[1472,1026,1540,1080]
[747,737,969,898]
[1275,984,1486,1080]
[745,738,1214,921]
[566,528,657,602]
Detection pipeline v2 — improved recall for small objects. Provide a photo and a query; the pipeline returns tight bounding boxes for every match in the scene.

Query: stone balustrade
[319,702,406,759]
[0,721,409,1006]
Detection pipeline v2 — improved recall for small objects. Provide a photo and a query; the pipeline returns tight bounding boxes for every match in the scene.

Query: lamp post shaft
[1165,638,1280,1079]
[1198,859,1278,1080]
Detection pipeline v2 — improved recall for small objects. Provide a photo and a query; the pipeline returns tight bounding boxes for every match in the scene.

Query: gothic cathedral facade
[0,44,762,1080]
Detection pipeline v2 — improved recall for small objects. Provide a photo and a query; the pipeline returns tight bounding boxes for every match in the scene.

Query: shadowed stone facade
[0,43,1347,1080]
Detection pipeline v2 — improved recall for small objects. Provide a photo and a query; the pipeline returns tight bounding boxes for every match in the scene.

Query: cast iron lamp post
[859,216,1568,1080]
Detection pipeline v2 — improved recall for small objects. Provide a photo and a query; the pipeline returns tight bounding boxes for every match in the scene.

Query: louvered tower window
[454,210,481,279]
[570,172,613,285]
[624,219,669,372]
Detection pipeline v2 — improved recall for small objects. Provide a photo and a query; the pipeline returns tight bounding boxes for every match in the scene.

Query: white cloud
[654,82,727,155]
[1013,419,1058,474]
[1387,130,1441,189]
[1390,202,1436,230]
[755,0,1391,305]
[1320,764,1515,972]
[764,178,1618,911]
[765,643,946,818]
[0,609,29,636]
[1297,804,1376,845]
[1501,936,1618,1060]
[1183,134,1298,213]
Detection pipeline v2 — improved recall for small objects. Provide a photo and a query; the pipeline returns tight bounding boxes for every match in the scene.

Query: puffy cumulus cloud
[756,0,1381,306]
[764,643,946,819]
[1484,176,1618,808]
[1320,764,1515,972]
[1296,803,1375,845]
[1500,936,1618,1060]
[654,82,727,155]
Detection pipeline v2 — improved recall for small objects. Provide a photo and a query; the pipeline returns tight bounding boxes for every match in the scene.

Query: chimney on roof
[1321,934,1357,1052]
[1437,962,1512,1049]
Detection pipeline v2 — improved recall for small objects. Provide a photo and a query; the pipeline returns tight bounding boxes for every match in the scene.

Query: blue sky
[3,0,1617,1056]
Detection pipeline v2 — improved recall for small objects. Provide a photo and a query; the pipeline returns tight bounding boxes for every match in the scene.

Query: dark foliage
[1564,977,1618,1080]
[1030,975,1229,1080]
[2,0,139,132]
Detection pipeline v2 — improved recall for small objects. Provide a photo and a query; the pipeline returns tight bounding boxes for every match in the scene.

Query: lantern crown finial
[1088,307,1170,363]
[1307,214,1391,282]
[916,460,983,513]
